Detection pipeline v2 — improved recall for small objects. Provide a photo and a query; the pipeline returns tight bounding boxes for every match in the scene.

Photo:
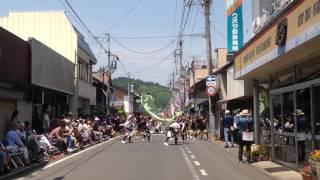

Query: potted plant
[309,149,320,180]
[300,165,312,180]
[259,145,269,161]
[251,144,261,162]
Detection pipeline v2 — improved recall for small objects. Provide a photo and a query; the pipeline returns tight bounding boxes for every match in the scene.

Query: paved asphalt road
[12,135,272,180]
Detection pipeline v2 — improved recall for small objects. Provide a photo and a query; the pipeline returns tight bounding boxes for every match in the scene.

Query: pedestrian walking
[223,110,234,148]
[237,109,254,163]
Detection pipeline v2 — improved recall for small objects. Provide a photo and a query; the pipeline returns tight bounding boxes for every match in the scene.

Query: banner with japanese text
[227,0,244,52]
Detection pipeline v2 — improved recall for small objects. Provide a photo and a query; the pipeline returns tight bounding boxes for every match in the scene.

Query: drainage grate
[264,167,291,173]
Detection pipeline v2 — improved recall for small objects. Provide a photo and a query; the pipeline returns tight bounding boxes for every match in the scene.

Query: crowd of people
[0,110,131,174]
[163,115,209,146]
[223,109,254,163]
[0,110,216,174]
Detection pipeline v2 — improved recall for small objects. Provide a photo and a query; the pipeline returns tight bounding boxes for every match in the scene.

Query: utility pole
[203,0,215,141]
[106,33,111,115]
[171,72,175,114]
[178,40,183,111]
[127,72,131,113]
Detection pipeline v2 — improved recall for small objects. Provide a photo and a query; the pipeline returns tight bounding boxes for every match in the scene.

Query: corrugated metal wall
[30,38,74,95]
[0,11,77,63]
[0,27,29,84]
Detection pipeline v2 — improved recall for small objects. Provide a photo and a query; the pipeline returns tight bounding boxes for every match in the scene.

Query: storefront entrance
[270,78,320,169]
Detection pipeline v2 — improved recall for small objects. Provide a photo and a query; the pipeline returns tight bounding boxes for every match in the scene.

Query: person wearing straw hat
[223,110,234,148]
[237,109,254,163]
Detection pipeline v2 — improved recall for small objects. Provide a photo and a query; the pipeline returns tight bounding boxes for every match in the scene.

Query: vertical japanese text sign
[227,0,244,53]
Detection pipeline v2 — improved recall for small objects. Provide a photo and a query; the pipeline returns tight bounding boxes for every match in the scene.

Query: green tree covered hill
[112,77,171,109]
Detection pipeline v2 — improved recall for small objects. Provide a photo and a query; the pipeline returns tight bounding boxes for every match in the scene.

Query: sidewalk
[213,140,302,180]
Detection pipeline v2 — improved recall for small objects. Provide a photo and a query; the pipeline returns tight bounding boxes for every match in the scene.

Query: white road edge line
[199,169,208,176]
[190,155,196,159]
[194,161,201,166]
[180,147,200,180]
[43,137,117,170]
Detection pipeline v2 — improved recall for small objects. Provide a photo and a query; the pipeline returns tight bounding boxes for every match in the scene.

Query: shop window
[296,57,320,82]
[296,88,311,134]
[272,95,282,132]
[259,83,271,144]
[296,88,312,164]
[283,92,294,133]
[271,68,294,89]
[315,86,320,138]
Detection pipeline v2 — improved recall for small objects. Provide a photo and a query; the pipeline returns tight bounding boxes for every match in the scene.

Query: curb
[0,161,48,180]
[1,136,121,180]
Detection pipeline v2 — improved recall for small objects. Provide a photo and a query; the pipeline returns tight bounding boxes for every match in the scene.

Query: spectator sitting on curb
[16,122,41,162]
[5,122,30,165]
[0,149,10,173]
[48,120,67,153]
[62,119,77,153]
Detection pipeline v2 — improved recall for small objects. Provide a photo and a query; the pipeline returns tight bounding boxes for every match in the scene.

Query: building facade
[0,27,29,139]
[235,0,320,169]
[0,11,97,117]
[92,71,109,116]
[29,38,74,132]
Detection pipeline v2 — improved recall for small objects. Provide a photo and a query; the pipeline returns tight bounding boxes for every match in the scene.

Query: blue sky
[0,0,252,86]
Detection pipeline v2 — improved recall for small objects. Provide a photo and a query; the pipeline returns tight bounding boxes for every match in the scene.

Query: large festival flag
[140,93,183,123]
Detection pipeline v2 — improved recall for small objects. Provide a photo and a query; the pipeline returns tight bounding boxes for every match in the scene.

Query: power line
[177,3,186,42]
[110,35,178,55]
[62,0,107,54]
[212,24,226,40]
[113,35,176,40]
[117,58,130,76]
[96,33,205,40]
[106,0,143,32]
[191,3,199,34]
[135,50,175,74]
[60,0,129,76]
[172,0,178,35]
[58,0,88,36]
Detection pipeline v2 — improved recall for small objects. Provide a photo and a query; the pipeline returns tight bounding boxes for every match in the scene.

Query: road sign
[206,75,216,86]
[206,86,217,96]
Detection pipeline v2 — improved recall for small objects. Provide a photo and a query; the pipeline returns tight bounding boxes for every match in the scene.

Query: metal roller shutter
[0,101,15,139]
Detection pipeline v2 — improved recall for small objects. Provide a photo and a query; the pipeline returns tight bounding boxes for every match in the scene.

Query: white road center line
[187,150,192,154]
[194,161,201,166]
[199,169,208,176]
[190,155,196,159]
[180,147,201,180]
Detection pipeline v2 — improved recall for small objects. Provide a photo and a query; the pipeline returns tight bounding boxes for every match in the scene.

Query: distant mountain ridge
[112,77,171,109]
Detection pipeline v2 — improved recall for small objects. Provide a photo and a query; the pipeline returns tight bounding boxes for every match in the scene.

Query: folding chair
[0,140,25,168]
